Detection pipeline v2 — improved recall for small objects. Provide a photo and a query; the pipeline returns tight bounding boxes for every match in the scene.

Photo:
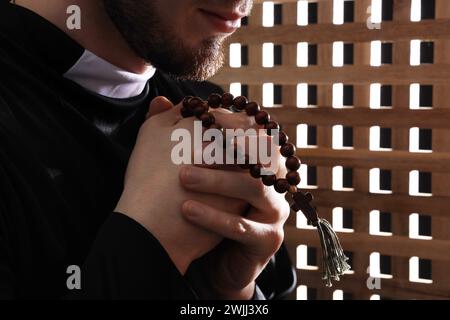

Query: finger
[232,134,280,170]
[179,165,277,208]
[181,200,270,245]
[179,166,290,222]
[212,110,258,130]
[192,134,282,176]
[147,96,183,125]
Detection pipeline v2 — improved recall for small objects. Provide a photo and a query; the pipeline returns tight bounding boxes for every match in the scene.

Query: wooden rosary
[181,92,350,287]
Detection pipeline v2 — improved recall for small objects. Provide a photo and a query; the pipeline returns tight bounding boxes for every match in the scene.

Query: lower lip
[199,10,240,34]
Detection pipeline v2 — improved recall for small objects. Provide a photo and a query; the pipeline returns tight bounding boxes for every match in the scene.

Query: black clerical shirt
[0,2,295,299]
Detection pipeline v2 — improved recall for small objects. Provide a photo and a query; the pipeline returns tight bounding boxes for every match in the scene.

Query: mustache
[197,0,254,17]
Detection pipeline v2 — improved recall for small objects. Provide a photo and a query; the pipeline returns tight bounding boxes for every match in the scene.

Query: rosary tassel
[313,218,351,287]
[292,191,350,287]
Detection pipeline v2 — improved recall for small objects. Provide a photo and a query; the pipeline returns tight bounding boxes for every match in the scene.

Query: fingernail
[181,167,202,185]
[183,201,203,218]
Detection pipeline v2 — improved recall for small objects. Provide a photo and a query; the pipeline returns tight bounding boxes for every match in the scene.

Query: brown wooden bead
[286,171,301,186]
[280,143,296,157]
[187,97,203,111]
[265,121,280,136]
[221,93,234,107]
[181,106,193,118]
[208,93,222,108]
[275,131,288,146]
[245,102,260,116]
[193,104,208,118]
[285,156,301,171]
[274,179,290,194]
[200,112,215,128]
[250,164,263,179]
[289,185,298,194]
[233,96,248,111]
[182,96,194,109]
[262,174,277,186]
[255,111,270,125]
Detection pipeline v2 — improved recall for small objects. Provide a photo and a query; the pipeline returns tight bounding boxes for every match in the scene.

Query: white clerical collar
[63,50,156,99]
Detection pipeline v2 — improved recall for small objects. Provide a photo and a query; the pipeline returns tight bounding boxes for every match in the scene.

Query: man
[0,0,295,299]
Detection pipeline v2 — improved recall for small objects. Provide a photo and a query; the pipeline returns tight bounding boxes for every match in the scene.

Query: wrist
[115,197,193,275]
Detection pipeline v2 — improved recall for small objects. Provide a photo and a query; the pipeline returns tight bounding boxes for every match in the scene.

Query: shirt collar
[64,50,156,99]
[0,2,155,99]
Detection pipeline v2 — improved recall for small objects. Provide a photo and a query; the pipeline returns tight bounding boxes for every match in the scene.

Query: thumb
[146,96,174,119]
[146,96,183,125]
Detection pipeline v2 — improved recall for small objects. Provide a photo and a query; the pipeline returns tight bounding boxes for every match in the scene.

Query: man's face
[103,0,253,80]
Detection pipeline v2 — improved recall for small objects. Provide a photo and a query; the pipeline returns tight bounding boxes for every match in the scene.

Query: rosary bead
[275,131,288,146]
[288,185,298,194]
[181,106,193,118]
[280,143,296,157]
[255,111,270,125]
[285,156,301,171]
[200,113,215,128]
[233,96,248,111]
[250,164,263,179]
[262,174,277,186]
[187,97,203,111]
[265,121,280,136]
[182,96,194,109]
[274,179,290,194]
[193,104,208,118]
[208,93,222,108]
[286,171,301,186]
[221,93,234,108]
[245,102,260,116]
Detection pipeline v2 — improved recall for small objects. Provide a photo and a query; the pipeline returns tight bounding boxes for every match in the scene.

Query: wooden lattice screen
[211,0,450,300]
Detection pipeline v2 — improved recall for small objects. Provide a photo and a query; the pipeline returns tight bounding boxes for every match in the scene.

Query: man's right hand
[114,96,248,274]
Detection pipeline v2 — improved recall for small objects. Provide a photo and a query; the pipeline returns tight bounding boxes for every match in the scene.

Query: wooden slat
[296,270,450,300]
[285,226,450,262]
[212,65,450,85]
[265,107,450,129]
[297,148,450,173]
[428,0,450,289]
[232,19,450,45]
[307,189,450,217]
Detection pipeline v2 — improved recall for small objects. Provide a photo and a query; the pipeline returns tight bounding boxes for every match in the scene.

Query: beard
[103,0,225,81]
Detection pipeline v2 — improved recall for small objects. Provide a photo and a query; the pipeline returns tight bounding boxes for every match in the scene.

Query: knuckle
[242,115,253,128]
[280,202,291,223]
[249,176,267,197]
[227,218,247,237]
[267,228,285,251]
[236,114,252,129]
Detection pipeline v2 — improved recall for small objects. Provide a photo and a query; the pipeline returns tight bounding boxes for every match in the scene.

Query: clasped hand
[115,96,290,299]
